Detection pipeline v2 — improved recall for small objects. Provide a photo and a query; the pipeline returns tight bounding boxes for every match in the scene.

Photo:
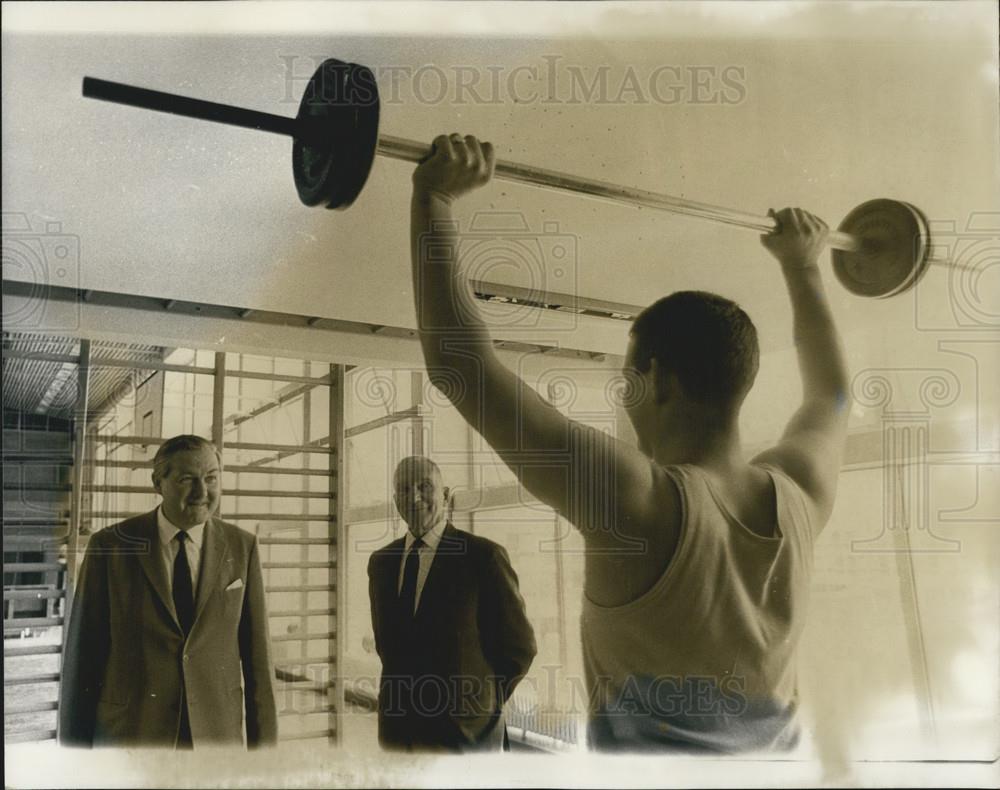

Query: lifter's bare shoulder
[751,403,849,538]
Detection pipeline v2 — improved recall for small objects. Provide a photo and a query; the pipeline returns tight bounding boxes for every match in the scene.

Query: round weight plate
[293,59,380,209]
[831,199,931,298]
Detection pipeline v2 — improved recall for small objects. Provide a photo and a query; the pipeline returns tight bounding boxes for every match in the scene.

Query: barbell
[82,57,936,299]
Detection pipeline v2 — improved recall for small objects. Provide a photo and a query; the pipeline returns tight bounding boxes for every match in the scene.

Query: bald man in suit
[59,435,277,748]
[368,456,537,752]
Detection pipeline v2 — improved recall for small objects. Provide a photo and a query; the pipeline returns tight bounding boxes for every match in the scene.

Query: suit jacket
[367,523,537,751]
[59,510,278,748]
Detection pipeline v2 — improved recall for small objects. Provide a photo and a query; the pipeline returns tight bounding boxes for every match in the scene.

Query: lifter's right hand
[760,207,829,270]
[412,133,495,204]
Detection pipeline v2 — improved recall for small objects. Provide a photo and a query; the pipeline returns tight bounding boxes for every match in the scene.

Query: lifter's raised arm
[408,134,658,551]
[409,134,496,359]
[754,208,851,533]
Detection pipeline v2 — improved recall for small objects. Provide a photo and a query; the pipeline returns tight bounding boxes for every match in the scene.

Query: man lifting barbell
[80,57,944,753]
[408,132,849,753]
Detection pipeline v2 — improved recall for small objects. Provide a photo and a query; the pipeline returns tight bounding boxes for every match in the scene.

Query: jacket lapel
[380,537,407,619]
[194,518,229,624]
[135,510,182,632]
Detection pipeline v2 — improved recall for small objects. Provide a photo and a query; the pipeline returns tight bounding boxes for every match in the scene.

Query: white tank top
[581,463,815,752]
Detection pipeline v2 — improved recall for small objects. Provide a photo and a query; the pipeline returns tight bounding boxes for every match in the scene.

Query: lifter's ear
[648,358,678,405]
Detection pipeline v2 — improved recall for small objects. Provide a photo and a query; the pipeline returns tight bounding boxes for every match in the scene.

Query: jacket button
[183,654,190,662]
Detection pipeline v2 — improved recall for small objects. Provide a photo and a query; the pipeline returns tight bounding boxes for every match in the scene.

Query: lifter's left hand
[412,133,495,203]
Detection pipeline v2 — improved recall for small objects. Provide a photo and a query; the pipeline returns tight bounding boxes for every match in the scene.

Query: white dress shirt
[156,507,205,595]
[396,520,446,614]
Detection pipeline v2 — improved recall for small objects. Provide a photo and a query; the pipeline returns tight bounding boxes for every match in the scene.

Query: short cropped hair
[630,291,759,409]
[151,435,221,486]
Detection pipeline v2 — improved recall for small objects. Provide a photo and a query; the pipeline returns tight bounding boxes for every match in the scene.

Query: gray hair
[151,435,222,485]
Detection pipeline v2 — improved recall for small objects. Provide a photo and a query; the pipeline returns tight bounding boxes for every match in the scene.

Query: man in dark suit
[368,455,537,752]
[59,434,277,749]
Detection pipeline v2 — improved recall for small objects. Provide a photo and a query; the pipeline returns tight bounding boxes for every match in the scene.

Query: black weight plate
[293,59,380,209]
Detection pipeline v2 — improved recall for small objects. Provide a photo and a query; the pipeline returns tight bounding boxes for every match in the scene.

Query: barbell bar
[82,58,938,299]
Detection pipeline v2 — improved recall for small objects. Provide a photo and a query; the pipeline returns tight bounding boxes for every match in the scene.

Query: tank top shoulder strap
[755,463,816,560]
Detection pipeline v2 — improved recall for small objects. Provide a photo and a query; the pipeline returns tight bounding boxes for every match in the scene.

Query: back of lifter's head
[629,290,759,412]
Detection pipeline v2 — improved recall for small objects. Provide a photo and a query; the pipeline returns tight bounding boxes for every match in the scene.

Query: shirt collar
[404,519,447,552]
[157,506,206,550]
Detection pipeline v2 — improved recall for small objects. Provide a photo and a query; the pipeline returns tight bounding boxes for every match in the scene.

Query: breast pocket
[222,578,246,616]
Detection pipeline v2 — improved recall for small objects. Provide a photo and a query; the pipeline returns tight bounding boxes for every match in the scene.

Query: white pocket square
[225,578,244,591]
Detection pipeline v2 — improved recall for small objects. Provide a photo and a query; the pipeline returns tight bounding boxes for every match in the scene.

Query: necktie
[173,531,196,635]
[399,538,424,617]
